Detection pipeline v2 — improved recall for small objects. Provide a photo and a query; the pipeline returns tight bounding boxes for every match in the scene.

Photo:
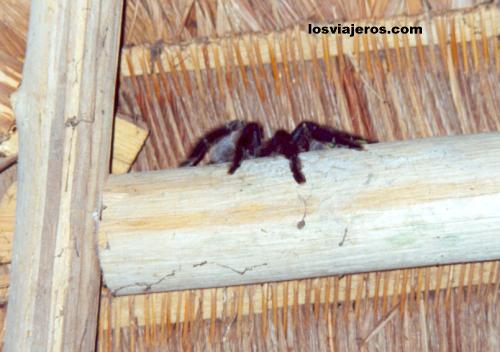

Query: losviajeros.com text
[308,23,423,36]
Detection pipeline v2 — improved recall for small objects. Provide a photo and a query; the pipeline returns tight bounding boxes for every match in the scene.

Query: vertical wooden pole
[4,0,123,350]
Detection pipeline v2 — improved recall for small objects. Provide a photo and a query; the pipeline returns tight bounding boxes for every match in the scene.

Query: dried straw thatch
[122,0,489,45]
[0,0,499,350]
[107,3,500,350]
[94,262,498,350]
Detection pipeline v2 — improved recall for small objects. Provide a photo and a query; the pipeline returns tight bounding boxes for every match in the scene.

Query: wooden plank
[0,184,15,264]
[99,133,500,295]
[0,114,148,174]
[0,156,17,173]
[4,0,124,350]
[110,117,148,174]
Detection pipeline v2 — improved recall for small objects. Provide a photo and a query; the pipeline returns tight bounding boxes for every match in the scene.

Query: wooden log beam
[4,0,124,350]
[99,133,500,295]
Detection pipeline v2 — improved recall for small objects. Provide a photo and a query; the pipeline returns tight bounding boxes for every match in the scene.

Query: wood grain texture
[0,117,147,265]
[0,118,146,268]
[99,133,500,295]
[0,115,148,173]
[0,116,147,322]
[4,0,124,350]
[0,114,148,174]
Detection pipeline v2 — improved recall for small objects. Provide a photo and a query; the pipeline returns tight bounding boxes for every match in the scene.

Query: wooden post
[5,0,123,350]
[98,133,500,295]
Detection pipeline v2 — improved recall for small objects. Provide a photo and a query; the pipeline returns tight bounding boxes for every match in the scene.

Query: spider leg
[180,120,243,167]
[259,130,306,184]
[291,121,375,150]
[228,122,263,174]
[288,154,306,184]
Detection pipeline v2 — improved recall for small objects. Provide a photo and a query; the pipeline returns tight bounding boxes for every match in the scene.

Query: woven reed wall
[0,0,498,351]
[110,3,500,350]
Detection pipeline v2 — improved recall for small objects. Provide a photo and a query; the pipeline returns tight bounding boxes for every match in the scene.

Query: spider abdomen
[208,132,240,164]
[181,120,374,184]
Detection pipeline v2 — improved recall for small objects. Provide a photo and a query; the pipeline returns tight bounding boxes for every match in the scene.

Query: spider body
[180,120,244,166]
[228,122,264,174]
[181,120,374,184]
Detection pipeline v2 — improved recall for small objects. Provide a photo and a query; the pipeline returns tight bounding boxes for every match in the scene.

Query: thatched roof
[0,0,498,350]
[122,0,488,45]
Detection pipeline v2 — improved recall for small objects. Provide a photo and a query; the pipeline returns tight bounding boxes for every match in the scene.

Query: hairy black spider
[180,120,375,184]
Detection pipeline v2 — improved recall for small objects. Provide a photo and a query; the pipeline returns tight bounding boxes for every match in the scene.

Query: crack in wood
[54,243,80,258]
[193,261,208,267]
[191,261,268,275]
[112,269,176,295]
[214,262,268,275]
[78,315,90,351]
[338,228,348,246]
[74,238,80,257]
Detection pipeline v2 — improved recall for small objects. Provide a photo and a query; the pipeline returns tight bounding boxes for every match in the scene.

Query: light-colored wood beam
[0,115,148,174]
[99,133,500,295]
[0,116,147,267]
[0,116,148,265]
[4,0,124,350]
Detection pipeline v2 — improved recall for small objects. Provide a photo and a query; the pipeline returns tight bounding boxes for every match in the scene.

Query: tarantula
[180,120,374,184]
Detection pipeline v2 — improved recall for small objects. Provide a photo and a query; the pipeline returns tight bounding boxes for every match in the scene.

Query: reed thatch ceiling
[0,0,498,350]
[122,0,489,45]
